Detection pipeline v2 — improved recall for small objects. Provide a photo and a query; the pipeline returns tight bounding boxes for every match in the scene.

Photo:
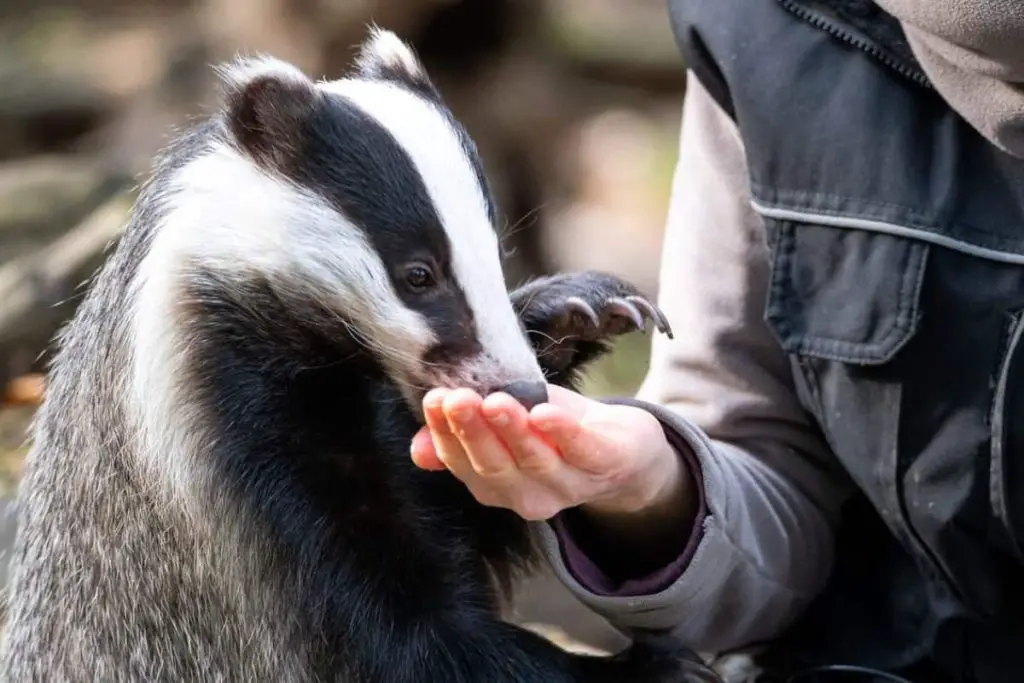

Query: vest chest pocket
[763,219,928,366]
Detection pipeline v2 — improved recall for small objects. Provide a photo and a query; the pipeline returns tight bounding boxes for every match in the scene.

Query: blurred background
[0,0,688,651]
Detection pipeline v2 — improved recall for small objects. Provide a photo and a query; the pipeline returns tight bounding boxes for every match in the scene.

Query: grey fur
[0,120,316,680]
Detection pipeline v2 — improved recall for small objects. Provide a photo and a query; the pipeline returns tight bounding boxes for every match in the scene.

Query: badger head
[135,28,547,422]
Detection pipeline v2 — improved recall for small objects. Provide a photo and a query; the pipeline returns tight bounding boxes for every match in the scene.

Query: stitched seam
[673,505,820,607]
[752,183,1018,244]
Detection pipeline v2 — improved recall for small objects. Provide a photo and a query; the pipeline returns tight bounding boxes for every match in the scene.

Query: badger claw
[564,296,601,329]
[606,297,647,332]
[626,295,674,339]
[562,293,674,340]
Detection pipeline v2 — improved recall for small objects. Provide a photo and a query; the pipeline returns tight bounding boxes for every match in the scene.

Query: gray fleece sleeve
[534,73,855,654]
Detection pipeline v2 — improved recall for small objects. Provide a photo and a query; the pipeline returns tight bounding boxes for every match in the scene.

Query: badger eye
[404,264,437,292]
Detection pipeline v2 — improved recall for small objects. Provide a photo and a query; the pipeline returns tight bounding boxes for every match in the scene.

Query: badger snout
[495,380,548,411]
[406,354,548,418]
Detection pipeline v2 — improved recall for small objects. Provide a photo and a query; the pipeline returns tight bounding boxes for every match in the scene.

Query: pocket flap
[764,220,929,365]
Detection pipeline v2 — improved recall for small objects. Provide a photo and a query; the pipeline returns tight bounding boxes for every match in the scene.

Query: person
[409,1,1024,681]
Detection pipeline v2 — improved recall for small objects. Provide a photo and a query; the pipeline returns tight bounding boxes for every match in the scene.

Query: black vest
[667,1,1024,681]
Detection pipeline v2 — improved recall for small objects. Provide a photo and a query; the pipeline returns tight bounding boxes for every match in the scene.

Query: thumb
[410,427,447,471]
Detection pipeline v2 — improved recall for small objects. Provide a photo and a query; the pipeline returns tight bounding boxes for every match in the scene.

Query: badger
[0,29,711,683]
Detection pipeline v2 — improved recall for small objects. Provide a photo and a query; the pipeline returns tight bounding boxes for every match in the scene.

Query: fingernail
[486,411,509,426]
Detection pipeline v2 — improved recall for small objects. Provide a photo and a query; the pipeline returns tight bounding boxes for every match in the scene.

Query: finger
[423,389,473,477]
[442,389,516,477]
[482,392,563,477]
[529,403,610,475]
[410,427,446,471]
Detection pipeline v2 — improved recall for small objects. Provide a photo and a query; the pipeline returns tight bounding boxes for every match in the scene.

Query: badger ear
[353,26,439,99]
[218,56,317,169]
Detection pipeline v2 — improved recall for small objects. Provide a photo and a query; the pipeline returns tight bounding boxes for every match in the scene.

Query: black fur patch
[175,269,543,679]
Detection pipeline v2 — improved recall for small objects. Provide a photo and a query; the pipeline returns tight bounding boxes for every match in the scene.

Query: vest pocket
[764,219,929,365]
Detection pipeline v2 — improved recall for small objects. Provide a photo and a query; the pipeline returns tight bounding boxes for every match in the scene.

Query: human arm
[541,72,857,652]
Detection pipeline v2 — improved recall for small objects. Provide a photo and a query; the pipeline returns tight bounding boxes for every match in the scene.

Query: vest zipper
[775,0,932,90]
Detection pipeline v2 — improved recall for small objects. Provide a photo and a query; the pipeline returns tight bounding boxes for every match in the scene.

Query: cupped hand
[410,384,686,522]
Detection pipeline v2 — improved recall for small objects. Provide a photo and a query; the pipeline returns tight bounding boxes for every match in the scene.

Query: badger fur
[0,29,703,683]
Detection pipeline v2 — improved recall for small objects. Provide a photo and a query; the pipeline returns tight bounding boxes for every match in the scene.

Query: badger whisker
[499,202,546,245]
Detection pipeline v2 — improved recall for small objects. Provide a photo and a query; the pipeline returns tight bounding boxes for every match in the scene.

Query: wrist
[583,409,693,521]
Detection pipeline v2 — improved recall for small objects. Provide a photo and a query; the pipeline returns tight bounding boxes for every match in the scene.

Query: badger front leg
[509,271,673,389]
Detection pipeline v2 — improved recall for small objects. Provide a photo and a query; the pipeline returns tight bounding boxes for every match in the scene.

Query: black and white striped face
[138,29,544,414]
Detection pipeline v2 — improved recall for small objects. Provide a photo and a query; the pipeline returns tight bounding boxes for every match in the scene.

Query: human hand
[410,384,691,523]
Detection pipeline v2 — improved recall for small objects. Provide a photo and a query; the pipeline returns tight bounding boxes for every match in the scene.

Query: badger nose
[499,380,549,411]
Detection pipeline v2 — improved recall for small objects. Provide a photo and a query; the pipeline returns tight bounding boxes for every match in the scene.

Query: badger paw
[510,271,672,386]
